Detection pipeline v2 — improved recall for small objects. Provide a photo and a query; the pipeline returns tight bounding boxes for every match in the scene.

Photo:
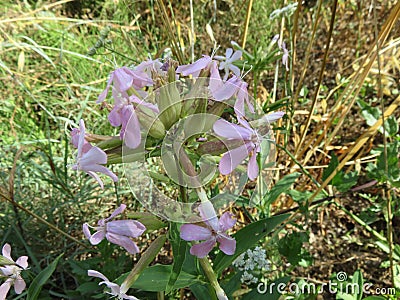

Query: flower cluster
[0,244,28,300]
[68,38,287,299]
[233,246,271,285]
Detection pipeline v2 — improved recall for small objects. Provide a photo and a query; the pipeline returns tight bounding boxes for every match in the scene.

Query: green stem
[199,257,227,300]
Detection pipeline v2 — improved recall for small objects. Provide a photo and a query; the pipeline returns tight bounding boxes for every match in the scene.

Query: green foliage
[322,153,358,192]
[278,231,309,266]
[27,254,63,300]
[367,140,400,187]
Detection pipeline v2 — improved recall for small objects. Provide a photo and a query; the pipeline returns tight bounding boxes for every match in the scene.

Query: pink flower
[83,204,146,255]
[71,119,118,189]
[88,270,138,300]
[176,55,213,77]
[108,89,159,149]
[180,202,236,258]
[0,244,28,300]
[209,62,254,118]
[213,118,261,180]
[97,67,153,104]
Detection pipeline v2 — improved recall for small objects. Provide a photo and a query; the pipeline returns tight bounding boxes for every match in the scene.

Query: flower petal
[247,151,259,181]
[13,277,26,294]
[83,223,92,240]
[88,270,109,282]
[79,146,107,167]
[122,106,141,149]
[198,201,219,232]
[0,280,12,300]
[219,143,250,175]
[106,204,126,221]
[263,111,285,123]
[180,224,212,241]
[97,74,113,103]
[217,234,236,255]
[106,233,140,254]
[15,256,28,269]
[89,230,105,245]
[1,244,12,262]
[176,56,212,76]
[218,212,236,232]
[213,119,252,140]
[107,220,146,238]
[190,238,216,258]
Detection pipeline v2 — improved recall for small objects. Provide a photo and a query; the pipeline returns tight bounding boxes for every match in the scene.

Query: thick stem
[199,257,228,300]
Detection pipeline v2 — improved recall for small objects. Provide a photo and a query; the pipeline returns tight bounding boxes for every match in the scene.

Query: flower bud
[157,79,182,129]
[136,107,166,139]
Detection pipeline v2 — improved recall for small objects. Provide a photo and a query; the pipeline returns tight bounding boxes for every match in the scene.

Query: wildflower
[215,48,242,80]
[176,55,213,77]
[213,118,261,180]
[0,244,28,300]
[88,270,139,300]
[97,66,153,104]
[108,89,160,149]
[180,201,236,258]
[209,62,254,118]
[281,41,289,71]
[232,246,271,284]
[83,204,146,255]
[71,120,118,189]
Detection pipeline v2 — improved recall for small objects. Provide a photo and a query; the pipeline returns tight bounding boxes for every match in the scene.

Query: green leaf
[131,264,202,292]
[322,152,339,182]
[214,213,290,274]
[278,232,309,266]
[265,173,301,204]
[166,223,188,294]
[352,270,363,300]
[27,253,63,300]
[363,297,387,300]
[190,283,214,300]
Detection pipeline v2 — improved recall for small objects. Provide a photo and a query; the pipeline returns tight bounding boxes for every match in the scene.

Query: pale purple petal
[218,212,236,232]
[225,48,233,59]
[86,165,118,183]
[209,61,223,96]
[113,67,134,92]
[108,106,122,127]
[15,256,28,269]
[219,143,250,175]
[88,270,109,282]
[122,107,141,149]
[211,76,239,101]
[89,230,105,245]
[1,244,12,262]
[106,233,140,254]
[176,56,212,76]
[217,234,236,255]
[13,277,26,294]
[83,223,92,240]
[247,151,259,181]
[79,147,107,167]
[189,238,216,258]
[86,171,104,189]
[0,280,12,300]
[229,65,241,78]
[213,119,252,140]
[230,50,242,62]
[107,220,146,237]
[180,224,212,241]
[263,111,285,123]
[105,204,126,221]
[97,74,114,103]
[77,119,86,158]
[198,201,219,232]
[130,96,159,113]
